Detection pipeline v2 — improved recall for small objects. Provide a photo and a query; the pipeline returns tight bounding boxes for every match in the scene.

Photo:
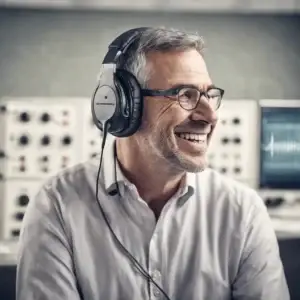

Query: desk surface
[0,241,18,266]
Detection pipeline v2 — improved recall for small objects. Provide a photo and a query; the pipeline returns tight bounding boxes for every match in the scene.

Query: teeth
[177,133,204,142]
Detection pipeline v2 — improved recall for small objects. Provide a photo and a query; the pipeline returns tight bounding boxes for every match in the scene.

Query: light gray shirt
[16,138,290,300]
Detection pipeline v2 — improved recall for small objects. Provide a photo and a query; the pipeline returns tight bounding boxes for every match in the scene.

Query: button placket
[152,270,162,297]
[148,206,171,299]
[147,193,176,299]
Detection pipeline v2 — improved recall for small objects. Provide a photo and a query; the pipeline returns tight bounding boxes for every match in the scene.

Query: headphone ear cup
[105,78,128,135]
[114,70,143,137]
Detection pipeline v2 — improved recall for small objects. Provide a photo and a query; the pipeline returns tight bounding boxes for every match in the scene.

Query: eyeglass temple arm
[141,89,176,97]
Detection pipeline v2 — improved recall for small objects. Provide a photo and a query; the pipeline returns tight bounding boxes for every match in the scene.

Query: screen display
[260,106,300,189]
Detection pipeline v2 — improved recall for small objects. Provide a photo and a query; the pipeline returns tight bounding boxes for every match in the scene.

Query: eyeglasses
[141,85,224,111]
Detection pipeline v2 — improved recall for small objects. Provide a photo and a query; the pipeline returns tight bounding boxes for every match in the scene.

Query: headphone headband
[102,27,149,65]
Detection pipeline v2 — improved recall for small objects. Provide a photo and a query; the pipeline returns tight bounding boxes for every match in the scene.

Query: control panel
[0,97,93,240]
[0,98,81,180]
[0,180,42,240]
[207,99,259,188]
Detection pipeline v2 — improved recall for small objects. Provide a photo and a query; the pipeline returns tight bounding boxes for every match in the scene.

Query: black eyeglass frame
[141,85,225,111]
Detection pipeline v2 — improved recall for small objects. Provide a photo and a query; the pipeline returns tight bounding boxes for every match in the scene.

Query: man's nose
[190,97,218,124]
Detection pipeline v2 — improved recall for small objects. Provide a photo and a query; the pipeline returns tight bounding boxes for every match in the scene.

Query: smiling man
[16,27,290,300]
[117,48,220,218]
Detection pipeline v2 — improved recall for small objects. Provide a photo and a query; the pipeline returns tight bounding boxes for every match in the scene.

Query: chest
[72,210,235,300]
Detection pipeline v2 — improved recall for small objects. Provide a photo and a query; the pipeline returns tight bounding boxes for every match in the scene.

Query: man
[16,27,289,300]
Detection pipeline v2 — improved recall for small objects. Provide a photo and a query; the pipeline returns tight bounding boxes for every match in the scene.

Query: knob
[0,151,5,158]
[232,118,240,125]
[265,197,284,208]
[273,197,284,206]
[19,135,29,146]
[62,135,72,146]
[41,135,51,146]
[15,212,24,221]
[233,137,241,144]
[221,137,229,144]
[234,167,241,174]
[220,167,227,173]
[11,230,20,237]
[90,153,98,158]
[41,155,48,162]
[40,113,50,123]
[18,194,29,206]
[0,105,6,112]
[19,112,30,122]
[42,167,49,173]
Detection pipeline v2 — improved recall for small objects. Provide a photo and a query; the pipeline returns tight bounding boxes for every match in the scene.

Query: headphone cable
[95,122,171,300]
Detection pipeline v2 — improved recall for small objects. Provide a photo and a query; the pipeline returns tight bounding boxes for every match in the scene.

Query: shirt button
[153,270,161,280]
[153,288,160,297]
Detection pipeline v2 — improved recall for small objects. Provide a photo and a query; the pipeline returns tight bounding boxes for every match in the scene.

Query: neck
[116,137,185,205]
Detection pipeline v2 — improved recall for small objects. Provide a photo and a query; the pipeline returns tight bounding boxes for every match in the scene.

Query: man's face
[136,49,219,173]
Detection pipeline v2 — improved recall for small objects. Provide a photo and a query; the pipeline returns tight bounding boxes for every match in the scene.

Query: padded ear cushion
[114,69,143,137]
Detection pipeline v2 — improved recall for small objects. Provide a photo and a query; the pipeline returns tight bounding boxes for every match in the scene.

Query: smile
[175,132,206,143]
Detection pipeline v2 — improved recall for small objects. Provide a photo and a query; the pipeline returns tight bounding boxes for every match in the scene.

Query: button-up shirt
[16,137,290,300]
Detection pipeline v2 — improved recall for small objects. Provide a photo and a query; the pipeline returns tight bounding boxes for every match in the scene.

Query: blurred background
[0,0,300,299]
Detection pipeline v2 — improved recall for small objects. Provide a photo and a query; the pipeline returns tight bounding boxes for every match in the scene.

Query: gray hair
[121,27,205,88]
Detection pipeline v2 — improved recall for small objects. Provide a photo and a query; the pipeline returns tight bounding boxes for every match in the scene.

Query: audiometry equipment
[259,99,300,190]
[258,99,300,237]
[91,27,172,300]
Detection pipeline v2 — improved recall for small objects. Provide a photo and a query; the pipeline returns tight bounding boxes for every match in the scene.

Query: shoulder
[198,168,262,202]
[37,160,100,208]
[196,168,266,222]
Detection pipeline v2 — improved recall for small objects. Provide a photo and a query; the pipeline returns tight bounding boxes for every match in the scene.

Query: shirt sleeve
[232,191,290,300]
[16,186,82,300]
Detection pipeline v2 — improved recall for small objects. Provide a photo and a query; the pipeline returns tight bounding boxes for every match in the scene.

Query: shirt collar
[177,172,195,205]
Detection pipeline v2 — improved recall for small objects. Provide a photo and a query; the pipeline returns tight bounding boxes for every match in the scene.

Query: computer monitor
[259,100,300,190]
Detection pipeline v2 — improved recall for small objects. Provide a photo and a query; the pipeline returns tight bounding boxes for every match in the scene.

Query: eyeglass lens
[178,87,222,110]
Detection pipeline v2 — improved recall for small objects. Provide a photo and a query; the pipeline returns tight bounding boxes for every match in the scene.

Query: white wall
[0,8,299,100]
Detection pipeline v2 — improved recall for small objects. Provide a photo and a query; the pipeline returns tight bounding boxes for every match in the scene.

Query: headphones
[91,27,150,137]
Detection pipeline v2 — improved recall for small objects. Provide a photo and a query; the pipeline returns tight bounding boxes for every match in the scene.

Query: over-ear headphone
[91,27,150,137]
